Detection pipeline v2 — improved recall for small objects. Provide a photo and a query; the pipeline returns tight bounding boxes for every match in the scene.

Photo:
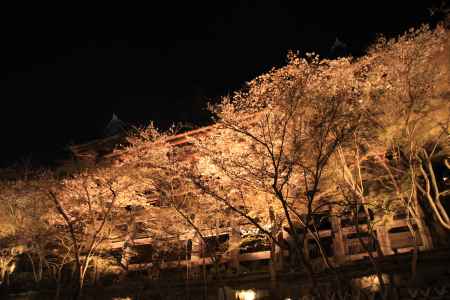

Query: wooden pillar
[415,205,434,250]
[269,206,281,299]
[230,218,241,273]
[189,222,204,280]
[376,214,394,256]
[275,231,284,271]
[121,212,136,269]
[331,207,346,264]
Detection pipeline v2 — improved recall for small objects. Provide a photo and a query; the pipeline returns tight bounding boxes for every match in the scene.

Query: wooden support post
[230,218,240,273]
[331,207,346,264]
[376,215,393,256]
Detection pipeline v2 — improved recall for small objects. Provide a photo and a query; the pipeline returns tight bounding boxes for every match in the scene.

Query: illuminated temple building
[3,26,449,298]
[65,122,450,300]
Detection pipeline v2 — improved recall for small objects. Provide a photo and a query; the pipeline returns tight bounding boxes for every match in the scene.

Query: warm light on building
[235,289,256,300]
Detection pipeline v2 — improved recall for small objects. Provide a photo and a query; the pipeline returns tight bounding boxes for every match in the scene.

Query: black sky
[0,1,445,167]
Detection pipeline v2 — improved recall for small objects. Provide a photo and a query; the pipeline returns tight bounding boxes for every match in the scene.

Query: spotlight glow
[235,289,256,300]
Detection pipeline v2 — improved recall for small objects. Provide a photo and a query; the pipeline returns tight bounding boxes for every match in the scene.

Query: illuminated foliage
[0,24,448,297]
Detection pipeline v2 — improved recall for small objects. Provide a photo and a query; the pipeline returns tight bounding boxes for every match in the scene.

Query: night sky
[0,1,445,167]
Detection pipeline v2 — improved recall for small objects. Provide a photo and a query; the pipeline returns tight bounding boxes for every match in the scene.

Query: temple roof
[104,113,128,137]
